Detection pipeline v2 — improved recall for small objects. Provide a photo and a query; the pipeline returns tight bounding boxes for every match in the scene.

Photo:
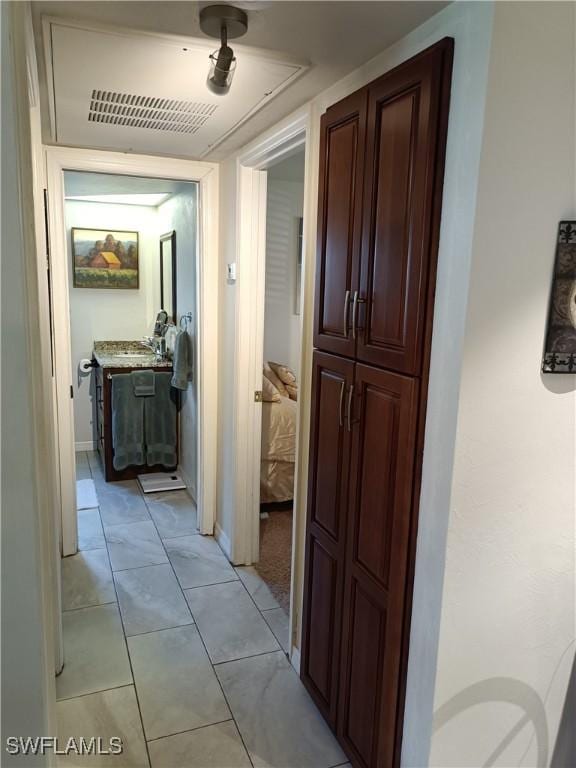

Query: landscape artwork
[72,228,139,289]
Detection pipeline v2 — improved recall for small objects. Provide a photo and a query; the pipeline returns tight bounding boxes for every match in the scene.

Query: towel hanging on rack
[172,326,193,390]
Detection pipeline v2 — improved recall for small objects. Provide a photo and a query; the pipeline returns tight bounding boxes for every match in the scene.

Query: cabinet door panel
[314,90,367,358]
[358,43,449,375]
[338,364,419,768]
[301,351,354,726]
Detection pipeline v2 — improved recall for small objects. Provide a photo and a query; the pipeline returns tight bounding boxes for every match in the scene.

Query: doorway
[249,150,305,641]
[64,169,199,539]
[45,149,219,557]
[230,112,312,664]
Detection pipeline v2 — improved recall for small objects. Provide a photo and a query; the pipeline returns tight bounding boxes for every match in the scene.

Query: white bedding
[261,396,297,502]
[261,396,297,463]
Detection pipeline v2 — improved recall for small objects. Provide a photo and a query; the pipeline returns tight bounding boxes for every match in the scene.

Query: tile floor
[57,452,349,767]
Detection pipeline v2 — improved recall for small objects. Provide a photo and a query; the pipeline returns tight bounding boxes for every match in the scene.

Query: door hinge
[254,390,263,402]
[70,385,74,399]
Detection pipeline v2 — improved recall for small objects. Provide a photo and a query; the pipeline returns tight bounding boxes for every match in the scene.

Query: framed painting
[72,228,139,289]
[542,221,576,373]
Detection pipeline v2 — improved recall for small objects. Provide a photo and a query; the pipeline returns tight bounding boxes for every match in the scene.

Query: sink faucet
[141,336,156,352]
[141,336,165,361]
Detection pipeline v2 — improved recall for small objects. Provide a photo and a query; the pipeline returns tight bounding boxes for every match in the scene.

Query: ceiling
[64,171,195,206]
[32,1,449,160]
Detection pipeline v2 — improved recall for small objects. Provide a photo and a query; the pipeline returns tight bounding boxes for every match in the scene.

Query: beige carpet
[254,506,293,613]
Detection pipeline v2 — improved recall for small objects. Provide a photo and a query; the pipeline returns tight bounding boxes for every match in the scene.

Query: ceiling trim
[41,14,310,155]
[238,109,308,170]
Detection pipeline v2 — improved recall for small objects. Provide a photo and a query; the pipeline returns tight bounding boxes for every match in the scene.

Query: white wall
[158,187,198,498]
[264,177,304,374]
[430,4,576,767]
[1,2,56,760]
[65,200,158,448]
[216,156,238,552]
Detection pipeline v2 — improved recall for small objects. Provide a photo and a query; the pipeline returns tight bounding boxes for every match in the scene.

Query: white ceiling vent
[43,18,307,159]
[88,90,218,135]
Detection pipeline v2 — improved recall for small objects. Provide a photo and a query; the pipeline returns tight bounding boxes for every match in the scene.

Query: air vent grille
[88,90,218,134]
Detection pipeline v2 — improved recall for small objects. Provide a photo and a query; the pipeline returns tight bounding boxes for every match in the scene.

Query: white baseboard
[290,646,301,674]
[75,441,96,452]
[214,521,232,561]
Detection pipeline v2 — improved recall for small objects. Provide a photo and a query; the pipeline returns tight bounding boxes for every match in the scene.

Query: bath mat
[76,479,98,510]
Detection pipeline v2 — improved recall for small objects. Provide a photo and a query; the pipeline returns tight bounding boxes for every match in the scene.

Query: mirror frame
[159,230,177,323]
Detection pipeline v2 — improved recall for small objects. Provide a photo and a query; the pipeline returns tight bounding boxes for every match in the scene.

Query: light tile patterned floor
[57,452,348,767]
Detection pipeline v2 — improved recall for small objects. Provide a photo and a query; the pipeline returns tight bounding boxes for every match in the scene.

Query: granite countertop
[93,340,173,370]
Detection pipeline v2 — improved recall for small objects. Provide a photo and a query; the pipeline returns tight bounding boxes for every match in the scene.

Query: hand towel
[132,369,155,397]
[111,374,145,470]
[171,329,193,391]
[145,372,178,468]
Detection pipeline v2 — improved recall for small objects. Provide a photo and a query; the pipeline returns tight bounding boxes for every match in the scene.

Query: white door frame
[45,147,219,554]
[232,109,312,657]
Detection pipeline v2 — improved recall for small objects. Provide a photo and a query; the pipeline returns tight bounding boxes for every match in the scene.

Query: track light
[200,5,248,95]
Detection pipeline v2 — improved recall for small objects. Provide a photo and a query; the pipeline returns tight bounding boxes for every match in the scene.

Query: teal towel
[132,369,155,397]
[111,374,145,470]
[144,372,177,468]
[171,330,192,391]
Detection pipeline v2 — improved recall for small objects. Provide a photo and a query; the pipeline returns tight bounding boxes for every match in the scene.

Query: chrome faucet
[141,336,166,361]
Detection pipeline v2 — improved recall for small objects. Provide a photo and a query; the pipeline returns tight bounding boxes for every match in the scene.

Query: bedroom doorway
[230,111,312,662]
[257,150,306,630]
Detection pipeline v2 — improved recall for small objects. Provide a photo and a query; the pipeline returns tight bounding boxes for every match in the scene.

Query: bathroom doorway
[65,169,199,538]
[45,148,219,556]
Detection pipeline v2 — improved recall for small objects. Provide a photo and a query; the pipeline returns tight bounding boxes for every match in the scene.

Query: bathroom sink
[117,351,153,358]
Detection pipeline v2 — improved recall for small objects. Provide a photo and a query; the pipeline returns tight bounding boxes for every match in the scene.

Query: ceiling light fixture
[199,4,248,95]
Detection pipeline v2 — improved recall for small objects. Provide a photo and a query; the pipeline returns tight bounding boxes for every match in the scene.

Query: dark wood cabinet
[357,45,449,375]
[313,42,451,377]
[313,90,367,359]
[338,365,418,768]
[301,351,353,725]
[302,38,453,768]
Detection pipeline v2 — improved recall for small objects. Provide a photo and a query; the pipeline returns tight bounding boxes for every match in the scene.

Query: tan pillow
[262,376,281,403]
[269,361,297,386]
[286,383,298,401]
[264,363,288,397]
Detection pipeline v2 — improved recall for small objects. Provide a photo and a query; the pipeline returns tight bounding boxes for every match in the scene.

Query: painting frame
[159,230,177,323]
[542,221,576,373]
[71,227,140,290]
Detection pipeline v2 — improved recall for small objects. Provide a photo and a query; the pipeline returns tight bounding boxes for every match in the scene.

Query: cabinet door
[357,40,453,375]
[338,363,418,768]
[301,351,354,726]
[313,89,367,359]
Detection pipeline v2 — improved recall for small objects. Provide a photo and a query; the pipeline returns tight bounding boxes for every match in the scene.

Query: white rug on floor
[77,479,98,510]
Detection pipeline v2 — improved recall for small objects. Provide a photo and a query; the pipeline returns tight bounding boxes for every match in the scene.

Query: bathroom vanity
[93,341,177,482]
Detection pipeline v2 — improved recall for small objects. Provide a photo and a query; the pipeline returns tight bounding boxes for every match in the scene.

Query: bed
[260,395,297,504]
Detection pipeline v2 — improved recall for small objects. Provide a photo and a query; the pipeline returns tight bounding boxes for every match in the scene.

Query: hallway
[58,452,348,767]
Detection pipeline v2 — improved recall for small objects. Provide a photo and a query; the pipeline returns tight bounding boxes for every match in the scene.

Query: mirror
[160,231,177,323]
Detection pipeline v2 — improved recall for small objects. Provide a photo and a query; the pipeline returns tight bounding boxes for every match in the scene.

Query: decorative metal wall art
[542,221,576,373]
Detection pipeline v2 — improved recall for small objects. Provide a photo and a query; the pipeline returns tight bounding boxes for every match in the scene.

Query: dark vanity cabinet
[95,364,177,482]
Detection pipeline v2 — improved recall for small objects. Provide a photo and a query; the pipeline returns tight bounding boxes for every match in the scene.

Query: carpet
[76,478,98,510]
[254,506,293,613]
